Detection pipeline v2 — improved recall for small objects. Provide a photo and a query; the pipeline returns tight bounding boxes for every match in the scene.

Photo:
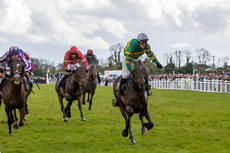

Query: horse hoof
[82,102,85,105]
[130,140,136,144]
[142,127,148,135]
[63,118,68,122]
[25,110,29,115]
[66,113,71,118]
[144,123,154,130]
[13,123,19,130]
[122,129,128,137]
[88,107,91,110]
[81,117,86,121]
[19,122,24,127]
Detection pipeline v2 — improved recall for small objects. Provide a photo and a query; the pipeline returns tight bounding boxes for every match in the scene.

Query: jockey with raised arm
[56,46,88,89]
[117,33,163,98]
[84,49,101,83]
[0,46,32,91]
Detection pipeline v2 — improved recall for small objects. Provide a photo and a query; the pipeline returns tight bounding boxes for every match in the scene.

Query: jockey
[117,33,163,97]
[84,49,101,83]
[56,46,88,89]
[0,46,32,91]
[21,51,34,87]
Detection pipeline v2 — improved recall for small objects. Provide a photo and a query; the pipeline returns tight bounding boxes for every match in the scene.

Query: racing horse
[55,67,88,122]
[113,59,154,144]
[1,59,27,133]
[82,61,98,110]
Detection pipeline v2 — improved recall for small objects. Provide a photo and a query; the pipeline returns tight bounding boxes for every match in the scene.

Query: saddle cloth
[56,74,66,88]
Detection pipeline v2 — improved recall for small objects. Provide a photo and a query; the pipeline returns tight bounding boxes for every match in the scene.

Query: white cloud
[0,0,32,35]
[171,39,190,49]
[0,36,7,43]
[0,0,230,63]
[143,0,230,30]
[102,18,129,38]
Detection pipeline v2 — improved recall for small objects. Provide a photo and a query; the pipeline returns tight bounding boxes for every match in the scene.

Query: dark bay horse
[113,59,154,144]
[55,67,88,122]
[1,59,27,133]
[82,62,98,110]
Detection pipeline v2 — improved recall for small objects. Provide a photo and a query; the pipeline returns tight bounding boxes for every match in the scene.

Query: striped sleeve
[145,45,159,64]
[124,40,134,72]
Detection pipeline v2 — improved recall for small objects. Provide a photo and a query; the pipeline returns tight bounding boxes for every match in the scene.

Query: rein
[0,73,9,80]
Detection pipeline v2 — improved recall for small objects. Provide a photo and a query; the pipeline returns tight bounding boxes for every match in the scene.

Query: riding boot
[0,78,6,92]
[117,77,128,97]
[56,73,69,89]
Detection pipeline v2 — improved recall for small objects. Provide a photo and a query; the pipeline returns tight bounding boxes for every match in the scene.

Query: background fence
[150,79,230,93]
[47,77,230,93]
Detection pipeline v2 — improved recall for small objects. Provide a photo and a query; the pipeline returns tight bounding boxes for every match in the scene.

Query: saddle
[120,75,133,91]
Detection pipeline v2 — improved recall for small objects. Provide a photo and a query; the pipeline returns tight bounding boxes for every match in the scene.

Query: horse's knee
[122,129,128,137]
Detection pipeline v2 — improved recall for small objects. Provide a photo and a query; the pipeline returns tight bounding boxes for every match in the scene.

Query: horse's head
[131,59,147,90]
[10,59,24,85]
[73,67,88,88]
[89,62,98,80]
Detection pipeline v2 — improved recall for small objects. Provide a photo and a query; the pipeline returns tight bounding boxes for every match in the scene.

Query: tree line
[30,43,230,76]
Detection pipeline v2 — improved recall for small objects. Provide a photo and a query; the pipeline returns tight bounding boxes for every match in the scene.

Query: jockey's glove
[156,63,163,69]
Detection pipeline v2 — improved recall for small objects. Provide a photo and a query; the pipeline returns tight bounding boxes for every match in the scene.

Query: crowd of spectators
[149,71,230,82]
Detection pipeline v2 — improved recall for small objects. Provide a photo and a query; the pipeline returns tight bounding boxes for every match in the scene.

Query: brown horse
[113,59,154,144]
[82,62,98,110]
[55,67,88,122]
[1,59,27,134]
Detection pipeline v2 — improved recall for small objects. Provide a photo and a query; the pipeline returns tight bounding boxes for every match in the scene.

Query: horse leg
[143,108,154,130]
[5,107,13,134]
[19,106,25,127]
[77,96,86,121]
[87,93,90,102]
[82,92,86,105]
[125,106,135,144]
[119,105,129,137]
[127,113,135,144]
[139,113,147,135]
[13,109,19,130]
[88,91,94,110]
[63,100,72,122]
[58,95,65,114]
[66,100,73,118]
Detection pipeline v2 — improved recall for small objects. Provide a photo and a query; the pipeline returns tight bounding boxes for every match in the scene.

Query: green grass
[0,85,230,153]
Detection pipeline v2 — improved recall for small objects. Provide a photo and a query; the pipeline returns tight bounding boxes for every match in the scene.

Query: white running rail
[150,79,230,93]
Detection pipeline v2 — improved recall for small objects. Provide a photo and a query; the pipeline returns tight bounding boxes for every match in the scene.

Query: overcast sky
[0,0,230,65]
